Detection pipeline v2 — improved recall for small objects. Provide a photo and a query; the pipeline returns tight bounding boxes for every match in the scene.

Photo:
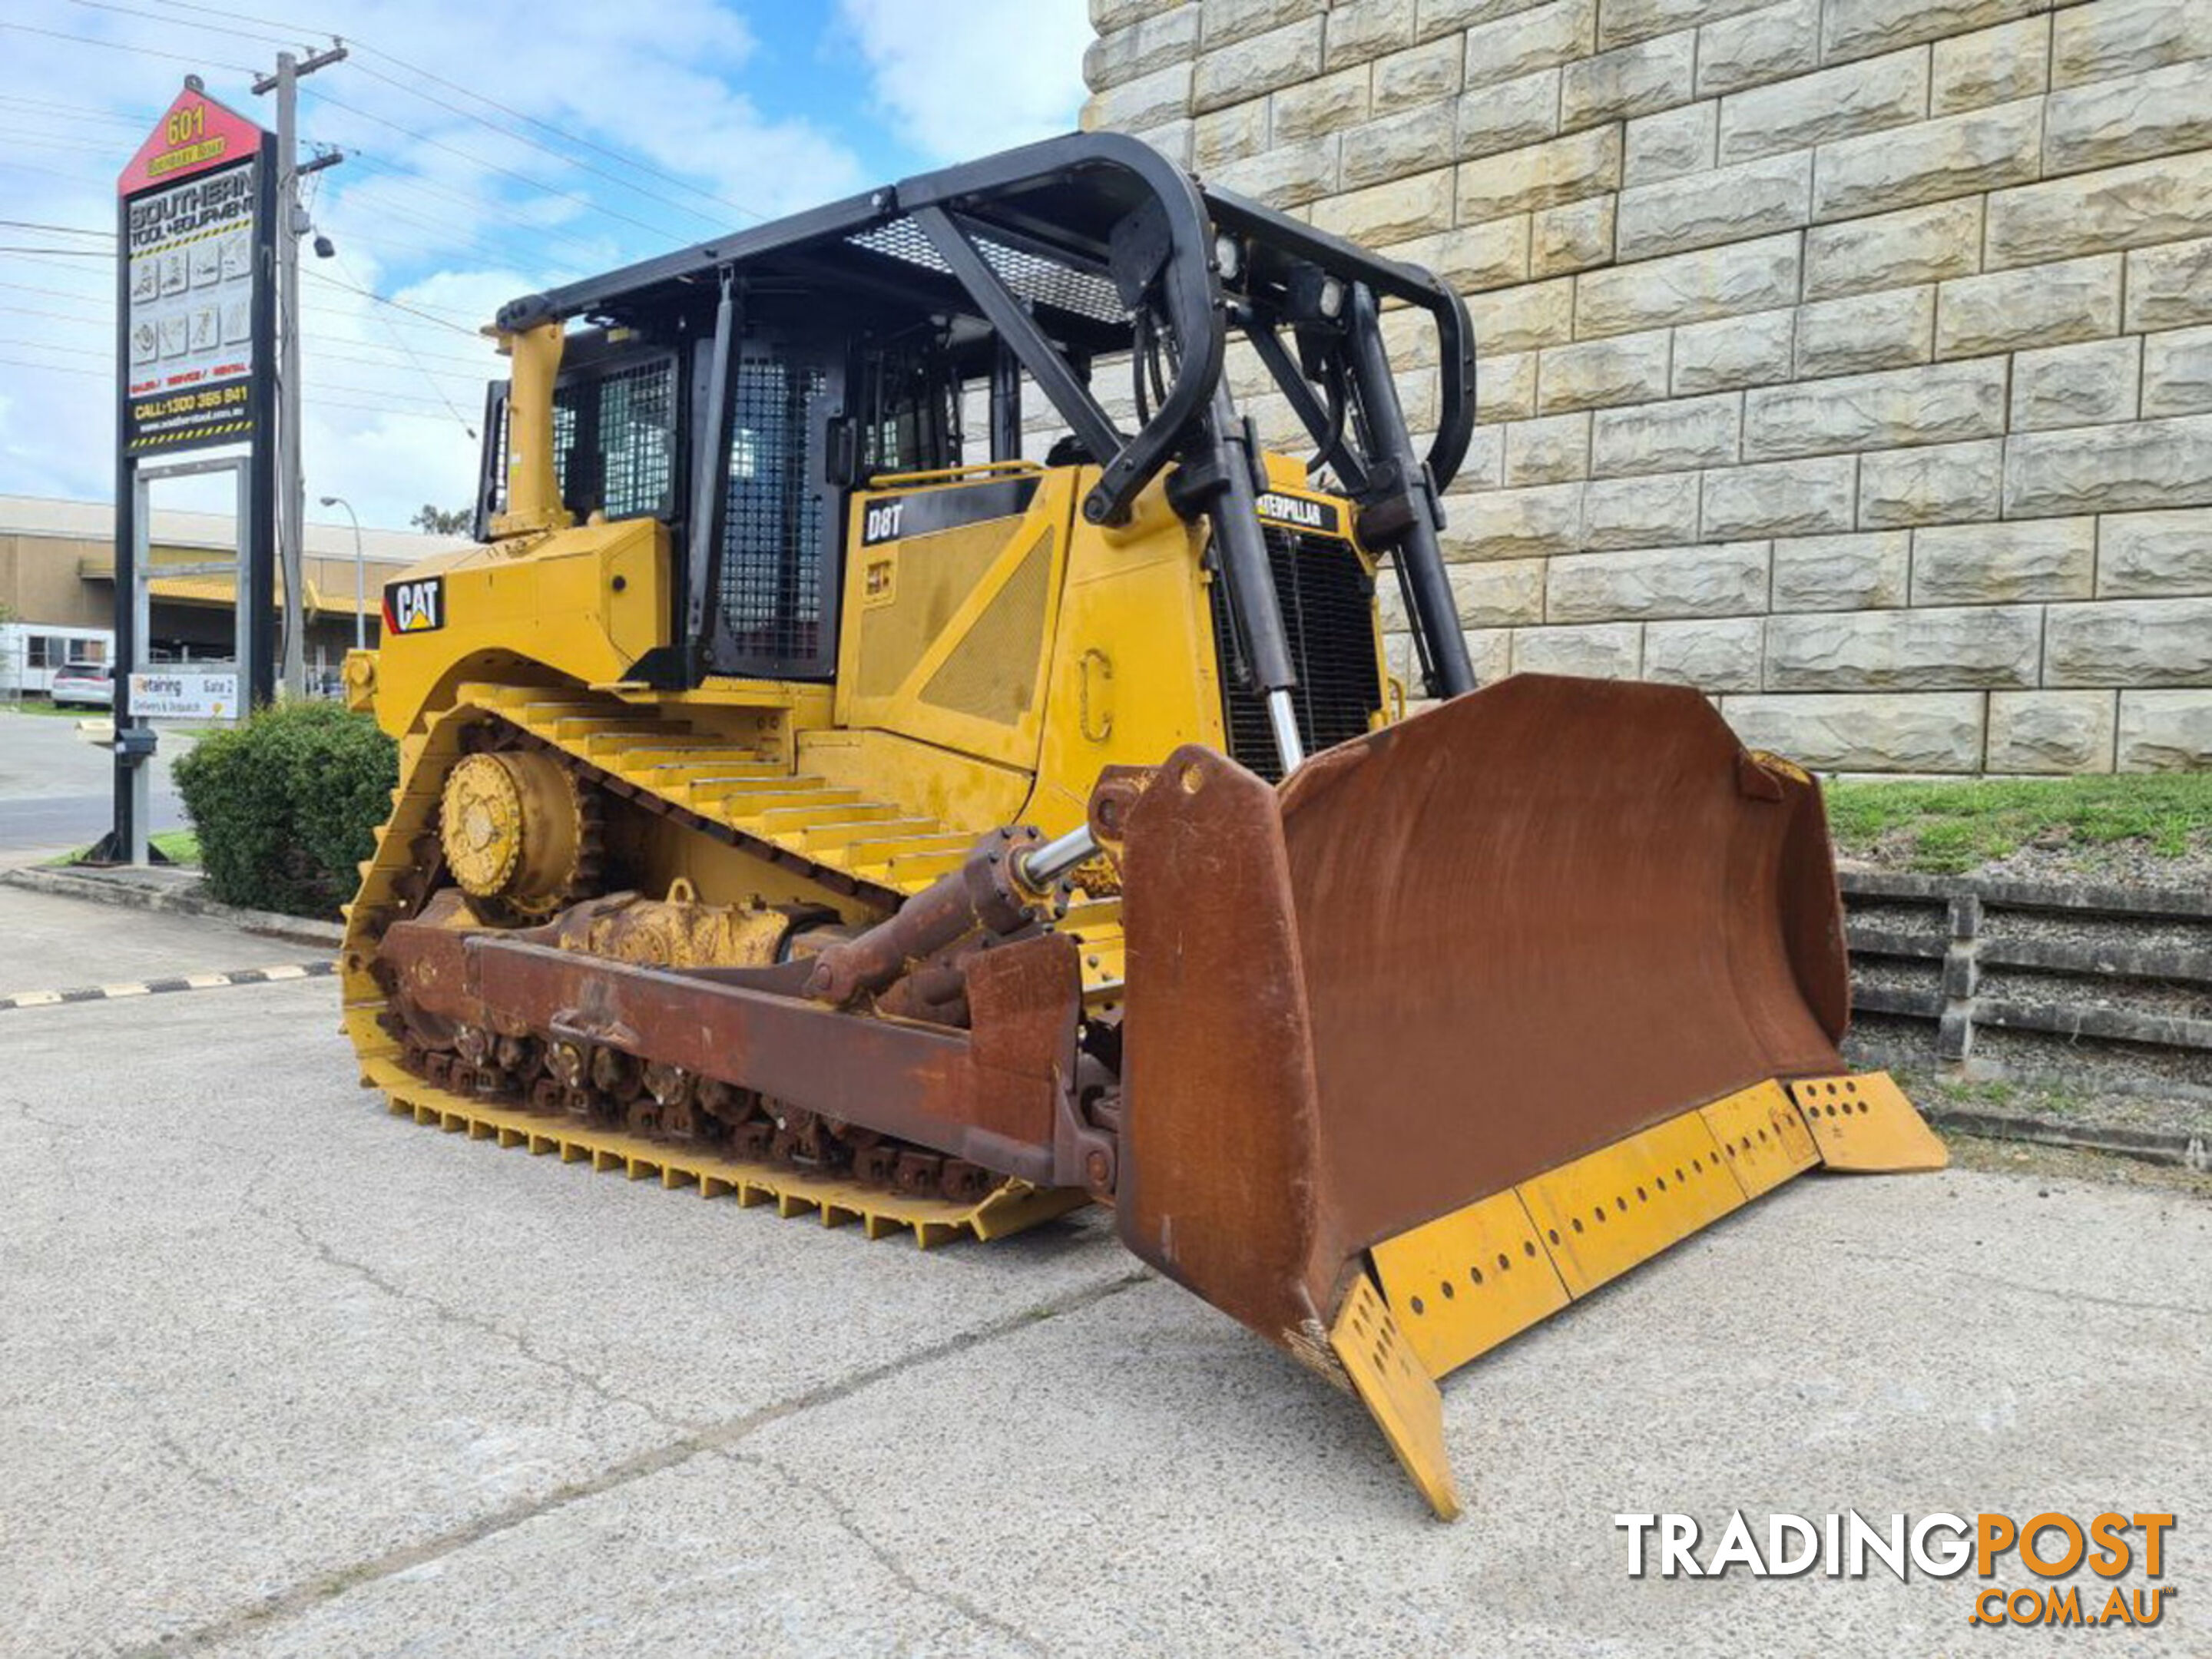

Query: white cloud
[836,0,1094,165]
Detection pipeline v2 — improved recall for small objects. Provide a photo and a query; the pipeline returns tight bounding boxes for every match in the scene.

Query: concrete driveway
[0,885,2204,1657]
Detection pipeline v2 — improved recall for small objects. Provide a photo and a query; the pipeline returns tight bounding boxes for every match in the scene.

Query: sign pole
[106,80,276,864]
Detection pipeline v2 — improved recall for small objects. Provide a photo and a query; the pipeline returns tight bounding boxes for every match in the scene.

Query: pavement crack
[729,1447,1051,1656]
[118,1267,1150,1656]
[1827,1245,2210,1319]
[243,1198,686,1435]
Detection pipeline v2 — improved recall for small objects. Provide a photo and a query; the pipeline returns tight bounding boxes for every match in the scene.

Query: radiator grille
[1208,528,1382,783]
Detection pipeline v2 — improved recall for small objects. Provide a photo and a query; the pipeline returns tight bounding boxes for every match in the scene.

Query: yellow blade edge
[1328,1275,1462,1522]
[1347,1075,1942,1518]
[1788,1069,1949,1171]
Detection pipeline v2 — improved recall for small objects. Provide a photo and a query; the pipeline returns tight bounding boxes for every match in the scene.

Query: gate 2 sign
[118,87,273,456]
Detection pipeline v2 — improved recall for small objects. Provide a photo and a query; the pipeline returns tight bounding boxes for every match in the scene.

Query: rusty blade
[1115,674,1852,1357]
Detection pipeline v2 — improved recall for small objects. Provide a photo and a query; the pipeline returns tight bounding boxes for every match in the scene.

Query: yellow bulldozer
[341,134,1945,1518]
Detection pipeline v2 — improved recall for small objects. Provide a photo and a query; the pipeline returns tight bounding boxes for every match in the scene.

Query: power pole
[253,40,346,699]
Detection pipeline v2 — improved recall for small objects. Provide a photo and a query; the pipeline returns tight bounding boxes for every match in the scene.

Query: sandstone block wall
[1082,0,2212,772]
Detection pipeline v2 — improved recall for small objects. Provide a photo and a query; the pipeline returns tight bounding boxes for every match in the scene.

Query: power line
[301,87,694,242]
[0,353,471,421]
[65,0,309,48]
[301,267,482,333]
[0,219,114,239]
[0,19,257,75]
[331,250,480,435]
[145,0,765,223]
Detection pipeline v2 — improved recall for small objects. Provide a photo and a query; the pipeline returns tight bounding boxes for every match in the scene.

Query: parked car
[48,661,114,709]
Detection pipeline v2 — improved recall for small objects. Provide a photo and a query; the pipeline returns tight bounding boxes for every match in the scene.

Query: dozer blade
[1114,674,1945,1519]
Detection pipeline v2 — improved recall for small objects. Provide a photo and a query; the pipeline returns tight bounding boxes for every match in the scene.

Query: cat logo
[382,576,446,636]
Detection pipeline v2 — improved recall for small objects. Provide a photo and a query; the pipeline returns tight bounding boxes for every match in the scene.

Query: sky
[0,0,1095,528]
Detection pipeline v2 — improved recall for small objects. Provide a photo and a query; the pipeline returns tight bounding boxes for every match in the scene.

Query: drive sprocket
[439,748,601,924]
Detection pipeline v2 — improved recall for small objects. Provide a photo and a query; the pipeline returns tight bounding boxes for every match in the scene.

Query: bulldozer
[341,133,1945,1519]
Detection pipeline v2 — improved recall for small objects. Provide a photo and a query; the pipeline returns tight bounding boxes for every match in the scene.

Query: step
[800,816,942,853]
[687,774,835,806]
[743,801,904,836]
[843,830,974,872]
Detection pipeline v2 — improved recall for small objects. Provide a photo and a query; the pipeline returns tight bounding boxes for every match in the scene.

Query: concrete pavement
[0,710,187,854]
[0,886,2204,1657]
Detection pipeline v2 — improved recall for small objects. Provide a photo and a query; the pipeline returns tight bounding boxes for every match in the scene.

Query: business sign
[127,669,242,720]
[117,87,273,455]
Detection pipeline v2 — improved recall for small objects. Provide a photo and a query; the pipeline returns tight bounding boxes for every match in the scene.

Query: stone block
[2115,690,2212,770]
[1986,154,2212,270]
[1454,67,1563,159]
[1194,14,1325,111]
[1311,165,1456,243]
[1199,0,1325,50]
[2045,598,2212,687]
[1449,556,1550,625]
[1822,0,2041,65]
[1720,691,1986,770]
[1624,101,1715,185]
[2051,0,2212,89]
[1445,481,1585,558]
[1511,621,1644,677]
[1504,410,1594,484]
[1388,217,1532,292]
[1574,230,1800,338]
[1418,0,1548,35]
[1270,62,1370,141]
[1985,691,2118,773]
[1930,15,2049,114]
[1701,455,1857,538]
[1088,5,1202,91]
[1581,470,1704,548]
[1457,425,1508,491]
[1131,118,1196,167]
[1210,133,1340,204]
[1614,150,1810,260]
[2125,237,2212,333]
[1803,197,1982,301]
[2005,416,2212,518]
[1470,276,1577,352]
[1644,615,1766,690]
[1325,0,1418,68]
[1547,539,1767,620]
[1193,98,1270,171]
[2142,326,2212,419]
[1537,329,1674,412]
[1532,195,1618,274]
[2045,62,2212,179]
[2098,508,2212,598]
[1561,30,1696,127]
[1936,254,2123,359]
[1085,60,1194,131]
[1590,391,1740,475]
[2011,338,2143,431]
[1464,0,1597,88]
[1096,0,1187,31]
[1458,126,1621,220]
[1812,96,2042,223]
[1671,306,1795,393]
[1912,518,2098,605]
[1771,531,1911,611]
[1859,438,2003,527]
[1461,625,1516,684]
[1477,350,1538,420]
[1596,0,1769,51]
[1743,359,2007,461]
[1716,48,1928,164]
[1338,101,1459,190]
[1766,605,2042,690]
[1373,36,1463,111]
[1695,0,1819,97]
[1794,286,1935,378]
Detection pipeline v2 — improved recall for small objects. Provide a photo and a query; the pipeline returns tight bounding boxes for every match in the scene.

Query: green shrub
[173,700,396,919]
